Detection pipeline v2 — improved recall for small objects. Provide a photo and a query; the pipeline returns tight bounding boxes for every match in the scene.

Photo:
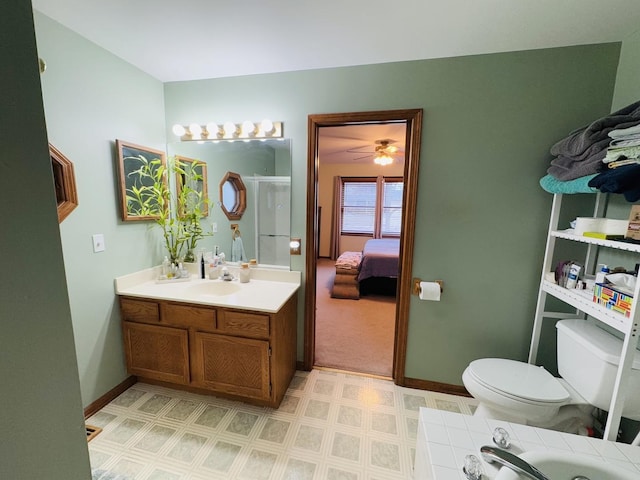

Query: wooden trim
[83,375,137,419]
[305,109,423,387]
[402,377,472,397]
[393,109,423,385]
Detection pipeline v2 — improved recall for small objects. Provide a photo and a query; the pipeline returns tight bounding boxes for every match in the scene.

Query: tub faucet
[480,445,551,480]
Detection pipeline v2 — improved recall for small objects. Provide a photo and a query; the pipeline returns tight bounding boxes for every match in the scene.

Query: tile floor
[88,369,477,480]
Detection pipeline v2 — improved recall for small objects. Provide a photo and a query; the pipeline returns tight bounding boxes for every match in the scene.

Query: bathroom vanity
[115,266,300,408]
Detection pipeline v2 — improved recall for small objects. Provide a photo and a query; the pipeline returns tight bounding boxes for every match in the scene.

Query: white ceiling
[32,0,640,83]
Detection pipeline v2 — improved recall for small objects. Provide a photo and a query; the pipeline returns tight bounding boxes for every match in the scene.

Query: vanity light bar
[172,120,283,142]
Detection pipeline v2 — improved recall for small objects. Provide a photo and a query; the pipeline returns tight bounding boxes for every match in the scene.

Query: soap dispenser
[239,263,250,283]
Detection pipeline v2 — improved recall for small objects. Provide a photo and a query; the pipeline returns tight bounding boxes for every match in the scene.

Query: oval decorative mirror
[219,171,246,220]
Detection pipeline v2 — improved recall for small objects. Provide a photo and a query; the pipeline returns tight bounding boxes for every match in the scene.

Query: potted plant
[126,155,210,264]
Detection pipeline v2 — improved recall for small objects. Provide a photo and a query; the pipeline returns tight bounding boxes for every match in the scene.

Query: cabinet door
[122,321,189,384]
[193,332,270,400]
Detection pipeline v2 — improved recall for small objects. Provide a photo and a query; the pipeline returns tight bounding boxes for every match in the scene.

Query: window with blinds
[340,177,403,236]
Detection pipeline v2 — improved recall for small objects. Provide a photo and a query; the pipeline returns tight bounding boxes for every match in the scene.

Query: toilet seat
[465,358,570,405]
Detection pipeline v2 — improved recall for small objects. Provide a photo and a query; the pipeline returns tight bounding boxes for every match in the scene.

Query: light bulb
[374,154,393,166]
[242,120,257,137]
[172,124,186,137]
[261,119,274,135]
[188,123,202,139]
[205,122,219,138]
[224,121,238,137]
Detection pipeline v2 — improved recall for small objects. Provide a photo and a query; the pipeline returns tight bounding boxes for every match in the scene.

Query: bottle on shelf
[595,264,609,285]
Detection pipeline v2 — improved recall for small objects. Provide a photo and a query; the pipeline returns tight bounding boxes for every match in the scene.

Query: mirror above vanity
[167,138,292,269]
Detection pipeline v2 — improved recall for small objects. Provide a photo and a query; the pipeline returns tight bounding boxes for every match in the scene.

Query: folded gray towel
[547,149,606,181]
[550,100,640,161]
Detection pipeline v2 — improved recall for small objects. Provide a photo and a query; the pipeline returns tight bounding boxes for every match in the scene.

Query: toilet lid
[467,358,570,404]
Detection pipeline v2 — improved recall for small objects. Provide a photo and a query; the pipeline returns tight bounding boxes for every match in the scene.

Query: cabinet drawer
[161,302,217,330]
[120,297,160,324]
[218,310,270,339]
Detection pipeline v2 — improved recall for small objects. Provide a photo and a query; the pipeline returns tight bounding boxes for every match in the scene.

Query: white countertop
[415,407,640,479]
[115,265,301,313]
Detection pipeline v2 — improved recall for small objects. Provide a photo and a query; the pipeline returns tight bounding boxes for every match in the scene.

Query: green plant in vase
[126,155,210,264]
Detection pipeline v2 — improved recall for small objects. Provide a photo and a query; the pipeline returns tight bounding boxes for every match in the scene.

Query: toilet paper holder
[412,278,443,295]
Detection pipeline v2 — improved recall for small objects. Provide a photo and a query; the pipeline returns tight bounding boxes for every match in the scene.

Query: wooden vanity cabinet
[119,295,296,408]
[121,297,190,385]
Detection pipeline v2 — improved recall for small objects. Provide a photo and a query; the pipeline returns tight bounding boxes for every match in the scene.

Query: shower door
[255,177,290,267]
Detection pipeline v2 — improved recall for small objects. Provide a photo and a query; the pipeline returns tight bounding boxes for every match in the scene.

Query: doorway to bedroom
[304,110,423,382]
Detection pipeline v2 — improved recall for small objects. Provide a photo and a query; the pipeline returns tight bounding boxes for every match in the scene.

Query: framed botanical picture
[175,155,209,218]
[115,139,167,221]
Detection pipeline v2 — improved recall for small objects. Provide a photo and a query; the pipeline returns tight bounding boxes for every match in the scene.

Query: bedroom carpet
[314,258,395,377]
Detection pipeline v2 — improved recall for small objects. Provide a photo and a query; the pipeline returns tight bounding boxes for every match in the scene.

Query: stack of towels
[540,100,640,200]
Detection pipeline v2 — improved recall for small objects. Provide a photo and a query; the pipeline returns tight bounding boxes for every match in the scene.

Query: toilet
[462,319,640,432]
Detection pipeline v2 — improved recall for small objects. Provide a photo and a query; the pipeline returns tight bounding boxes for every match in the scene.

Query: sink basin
[187,282,241,296]
[494,450,639,480]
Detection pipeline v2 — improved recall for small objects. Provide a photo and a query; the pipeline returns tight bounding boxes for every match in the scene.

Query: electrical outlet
[92,233,106,253]
[212,222,218,233]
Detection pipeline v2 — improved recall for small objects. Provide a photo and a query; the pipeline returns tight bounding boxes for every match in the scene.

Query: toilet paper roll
[419,281,441,301]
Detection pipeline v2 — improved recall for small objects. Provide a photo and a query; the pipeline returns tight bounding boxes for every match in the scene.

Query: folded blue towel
[539,174,598,194]
[588,163,640,201]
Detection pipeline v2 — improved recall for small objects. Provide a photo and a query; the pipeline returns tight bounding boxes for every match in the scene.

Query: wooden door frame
[304,109,423,385]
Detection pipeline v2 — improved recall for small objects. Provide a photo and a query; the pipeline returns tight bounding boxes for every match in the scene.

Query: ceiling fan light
[374,153,393,166]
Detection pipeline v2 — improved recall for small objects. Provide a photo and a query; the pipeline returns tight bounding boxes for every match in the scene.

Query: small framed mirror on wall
[219,171,247,220]
[115,139,167,221]
[50,144,78,223]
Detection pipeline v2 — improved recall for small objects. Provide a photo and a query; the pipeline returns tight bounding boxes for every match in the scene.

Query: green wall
[34,12,167,405]
[164,44,620,385]
[0,2,90,478]
[613,29,640,111]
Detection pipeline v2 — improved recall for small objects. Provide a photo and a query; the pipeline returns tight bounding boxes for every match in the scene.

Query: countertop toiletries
[161,256,170,278]
[249,258,258,268]
[221,267,233,281]
[178,262,188,278]
[240,263,250,283]
[200,253,205,279]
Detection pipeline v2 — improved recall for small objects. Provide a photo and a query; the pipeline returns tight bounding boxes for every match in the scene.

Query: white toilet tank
[556,319,640,420]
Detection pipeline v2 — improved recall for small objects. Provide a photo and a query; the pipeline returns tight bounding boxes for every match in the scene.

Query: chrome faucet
[480,445,551,480]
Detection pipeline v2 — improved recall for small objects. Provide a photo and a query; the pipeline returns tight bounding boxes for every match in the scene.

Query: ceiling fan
[347,139,404,165]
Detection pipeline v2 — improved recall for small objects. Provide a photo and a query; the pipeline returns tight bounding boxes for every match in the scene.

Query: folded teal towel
[539,174,598,194]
